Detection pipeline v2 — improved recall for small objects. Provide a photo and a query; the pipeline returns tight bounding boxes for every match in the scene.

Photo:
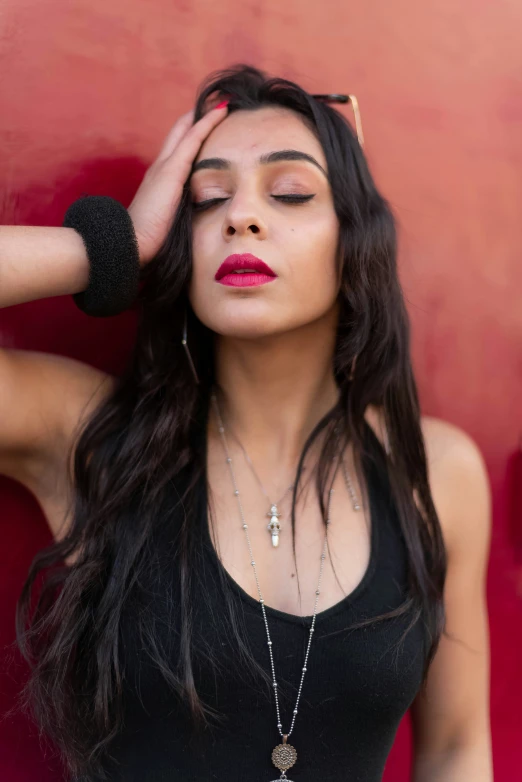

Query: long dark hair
[14,64,447,779]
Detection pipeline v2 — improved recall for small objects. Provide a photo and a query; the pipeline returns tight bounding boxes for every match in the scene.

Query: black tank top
[97,420,429,782]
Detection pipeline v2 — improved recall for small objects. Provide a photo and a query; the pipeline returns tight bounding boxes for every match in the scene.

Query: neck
[210,308,340,474]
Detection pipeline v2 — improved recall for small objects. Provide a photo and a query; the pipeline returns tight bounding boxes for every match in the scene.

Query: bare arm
[0,103,230,492]
[410,418,493,781]
[0,347,115,490]
[0,225,92,308]
[0,102,230,311]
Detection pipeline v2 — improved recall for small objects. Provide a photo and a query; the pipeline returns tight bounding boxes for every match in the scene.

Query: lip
[215,253,277,287]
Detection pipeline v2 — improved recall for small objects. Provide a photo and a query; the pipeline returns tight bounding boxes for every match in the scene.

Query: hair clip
[311,93,365,148]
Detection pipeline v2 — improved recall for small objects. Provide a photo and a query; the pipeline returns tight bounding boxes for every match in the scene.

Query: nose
[221,191,268,242]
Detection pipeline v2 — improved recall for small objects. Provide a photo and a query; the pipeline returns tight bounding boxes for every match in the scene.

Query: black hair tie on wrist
[62,195,141,317]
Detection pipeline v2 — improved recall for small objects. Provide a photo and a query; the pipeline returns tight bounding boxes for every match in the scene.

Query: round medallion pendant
[271,742,297,771]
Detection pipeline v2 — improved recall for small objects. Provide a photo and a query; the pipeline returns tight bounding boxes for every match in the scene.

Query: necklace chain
[341,450,361,511]
[211,391,335,745]
[220,413,308,548]
[236,435,296,508]
[213,392,360,555]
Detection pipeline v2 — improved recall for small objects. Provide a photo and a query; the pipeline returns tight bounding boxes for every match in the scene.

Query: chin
[212,318,283,340]
[194,297,276,335]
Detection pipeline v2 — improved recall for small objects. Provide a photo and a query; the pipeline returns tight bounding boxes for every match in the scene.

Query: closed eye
[192,194,316,211]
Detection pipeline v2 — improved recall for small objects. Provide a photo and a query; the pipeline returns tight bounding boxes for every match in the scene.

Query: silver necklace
[211,391,338,781]
[333,424,361,512]
[217,405,360,548]
[341,451,361,511]
[221,417,302,548]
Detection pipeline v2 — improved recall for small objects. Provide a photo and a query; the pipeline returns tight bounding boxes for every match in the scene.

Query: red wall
[1,1,521,779]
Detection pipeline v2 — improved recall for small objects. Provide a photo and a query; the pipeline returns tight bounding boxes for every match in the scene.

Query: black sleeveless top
[97,420,429,782]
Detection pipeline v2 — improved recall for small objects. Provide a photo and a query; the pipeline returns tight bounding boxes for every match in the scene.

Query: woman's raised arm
[0,101,229,310]
[0,225,92,308]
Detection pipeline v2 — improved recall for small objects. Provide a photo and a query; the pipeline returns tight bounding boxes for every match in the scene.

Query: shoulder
[364,406,492,558]
[419,416,492,559]
[420,415,486,471]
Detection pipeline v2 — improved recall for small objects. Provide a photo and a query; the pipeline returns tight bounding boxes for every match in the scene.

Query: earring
[182,307,200,385]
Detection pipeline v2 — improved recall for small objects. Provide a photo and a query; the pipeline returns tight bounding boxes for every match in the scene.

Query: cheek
[189,223,216,291]
[191,222,210,269]
[287,217,340,300]
[188,221,224,325]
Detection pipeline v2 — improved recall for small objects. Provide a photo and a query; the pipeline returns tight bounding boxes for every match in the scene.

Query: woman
[0,64,492,781]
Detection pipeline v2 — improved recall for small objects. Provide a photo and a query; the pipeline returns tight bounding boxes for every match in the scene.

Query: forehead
[194,106,326,169]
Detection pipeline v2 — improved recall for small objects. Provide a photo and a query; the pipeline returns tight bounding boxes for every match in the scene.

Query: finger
[156,103,228,164]
[169,104,229,176]
[155,109,196,163]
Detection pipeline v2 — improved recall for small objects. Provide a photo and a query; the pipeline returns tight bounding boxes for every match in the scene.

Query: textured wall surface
[1,1,521,779]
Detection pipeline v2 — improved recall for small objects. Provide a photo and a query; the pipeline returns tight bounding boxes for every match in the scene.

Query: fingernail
[214,99,229,110]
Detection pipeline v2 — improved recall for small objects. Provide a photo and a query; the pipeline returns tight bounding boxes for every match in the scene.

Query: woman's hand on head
[127,100,229,265]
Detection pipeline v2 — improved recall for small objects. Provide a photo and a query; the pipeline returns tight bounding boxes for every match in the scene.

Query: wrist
[126,210,153,268]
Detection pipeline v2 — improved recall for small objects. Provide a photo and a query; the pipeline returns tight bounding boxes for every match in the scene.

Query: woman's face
[189,106,340,339]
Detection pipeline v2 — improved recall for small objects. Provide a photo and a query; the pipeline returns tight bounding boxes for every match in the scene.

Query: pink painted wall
[1,1,521,779]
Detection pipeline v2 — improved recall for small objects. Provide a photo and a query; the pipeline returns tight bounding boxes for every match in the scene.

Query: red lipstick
[215,253,277,287]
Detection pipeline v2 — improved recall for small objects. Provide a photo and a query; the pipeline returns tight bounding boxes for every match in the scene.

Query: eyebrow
[191,149,328,178]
